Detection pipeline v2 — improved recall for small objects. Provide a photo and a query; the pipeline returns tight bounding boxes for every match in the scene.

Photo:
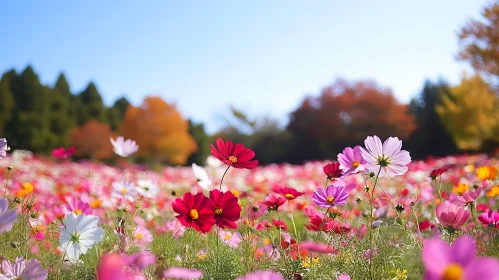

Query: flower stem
[288,201,298,239]
[219,166,230,191]
[3,166,10,197]
[368,167,382,280]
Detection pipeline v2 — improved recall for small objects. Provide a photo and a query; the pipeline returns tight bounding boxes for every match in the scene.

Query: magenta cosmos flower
[163,267,203,279]
[312,184,349,208]
[236,270,284,280]
[210,138,258,169]
[422,235,499,280]
[360,136,411,177]
[436,200,471,228]
[337,146,366,175]
[0,197,18,233]
[478,210,499,228]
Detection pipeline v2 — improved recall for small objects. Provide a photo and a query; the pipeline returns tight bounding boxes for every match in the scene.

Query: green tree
[76,82,107,125]
[108,97,130,130]
[47,73,75,147]
[0,70,16,137]
[436,74,499,151]
[187,120,211,165]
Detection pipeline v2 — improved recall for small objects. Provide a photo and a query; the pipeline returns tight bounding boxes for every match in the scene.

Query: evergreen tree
[0,70,16,137]
[108,97,130,131]
[187,120,211,165]
[47,73,75,147]
[76,82,108,125]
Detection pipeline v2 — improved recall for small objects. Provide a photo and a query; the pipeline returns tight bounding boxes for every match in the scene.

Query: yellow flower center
[74,209,82,215]
[285,194,295,199]
[136,233,143,239]
[214,207,223,215]
[442,263,463,280]
[121,188,127,194]
[229,156,238,164]
[189,209,199,220]
[224,233,232,240]
[352,161,360,168]
[327,196,335,203]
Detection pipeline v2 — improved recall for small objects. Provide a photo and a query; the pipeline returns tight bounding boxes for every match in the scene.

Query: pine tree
[0,70,16,137]
[187,120,211,165]
[76,82,108,125]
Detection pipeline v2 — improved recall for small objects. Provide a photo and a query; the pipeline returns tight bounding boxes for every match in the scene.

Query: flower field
[0,137,498,279]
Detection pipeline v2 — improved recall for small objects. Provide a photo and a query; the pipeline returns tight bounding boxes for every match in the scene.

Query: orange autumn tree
[121,96,197,165]
[69,120,116,160]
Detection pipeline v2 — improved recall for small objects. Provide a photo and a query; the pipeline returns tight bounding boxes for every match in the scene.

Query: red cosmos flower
[172,192,215,233]
[272,219,288,231]
[429,167,448,180]
[273,185,304,201]
[323,163,343,180]
[210,138,258,169]
[209,189,241,229]
[52,146,76,159]
[262,195,286,211]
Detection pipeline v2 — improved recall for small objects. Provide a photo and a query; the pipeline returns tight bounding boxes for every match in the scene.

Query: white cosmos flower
[137,179,159,198]
[59,213,104,262]
[112,181,137,202]
[110,136,138,157]
[192,163,212,190]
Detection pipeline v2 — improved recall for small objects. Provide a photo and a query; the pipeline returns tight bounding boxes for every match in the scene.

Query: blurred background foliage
[3,1,499,166]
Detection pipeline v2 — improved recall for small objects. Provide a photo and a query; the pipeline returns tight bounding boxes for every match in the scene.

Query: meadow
[0,137,498,279]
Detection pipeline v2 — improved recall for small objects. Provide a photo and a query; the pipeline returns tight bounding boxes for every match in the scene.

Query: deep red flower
[52,146,76,159]
[429,167,448,180]
[262,195,286,211]
[323,163,343,180]
[273,185,304,201]
[209,189,241,229]
[418,220,431,231]
[210,138,258,169]
[172,192,215,233]
[272,219,288,230]
[304,206,334,232]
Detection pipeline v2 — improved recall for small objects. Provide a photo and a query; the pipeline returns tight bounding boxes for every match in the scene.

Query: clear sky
[0,1,489,133]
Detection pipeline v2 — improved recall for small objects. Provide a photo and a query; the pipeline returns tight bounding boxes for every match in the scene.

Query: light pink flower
[163,267,203,279]
[360,136,411,177]
[436,200,470,228]
[337,146,366,175]
[236,270,284,280]
[300,241,338,254]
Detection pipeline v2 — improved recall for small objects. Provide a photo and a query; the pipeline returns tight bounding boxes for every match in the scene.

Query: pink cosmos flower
[337,146,366,175]
[299,241,338,254]
[312,184,349,208]
[98,253,133,280]
[0,257,48,280]
[0,197,18,233]
[422,235,499,280]
[436,200,471,228]
[65,197,91,215]
[133,226,153,247]
[338,274,351,280]
[449,185,483,206]
[158,219,186,238]
[163,267,203,279]
[110,136,138,157]
[478,210,499,228]
[52,146,76,159]
[122,251,156,271]
[360,136,411,177]
[218,229,243,248]
[236,270,284,280]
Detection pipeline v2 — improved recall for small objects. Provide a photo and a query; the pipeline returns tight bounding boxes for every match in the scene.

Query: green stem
[4,167,10,197]
[288,201,298,239]
[368,167,382,280]
[219,166,230,191]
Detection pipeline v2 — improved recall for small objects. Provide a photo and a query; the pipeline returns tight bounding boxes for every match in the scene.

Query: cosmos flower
[158,219,186,238]
[262,195,287,211]
[337,146,366,175]
[133,225,153,247]
[478,210,499,228]
[136,180,159,199]
[449,185,483,206]
[272,185,304,201]
[209,189,241,229]
[435,200,470,228]
[51,146,76,159]
[475,165,498,180]
[112,181,137,202]
[0,197,18,233]
[172,192,215,233]
[0,257,48,280]
[337,274,351,280]
[59,213,104,262]
[218,230,243,248]
[422,235,499,280]
[97,253,137,280]
[312,184,349,208]
[110,136,138,157]
[299,241,338,254]
[236,270,284,280]
[122,251,156,272]
[323,162,343,180]
[192,163,212,191]
[272,219,288,230]
[360,136,411,177]
[0,138,9,159]
[429,167,448,180]
[210,138,258,169]
[163,268,203,279]
[65,197,91,215]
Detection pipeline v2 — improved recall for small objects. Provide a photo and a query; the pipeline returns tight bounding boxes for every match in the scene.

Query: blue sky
[0,1,489,133]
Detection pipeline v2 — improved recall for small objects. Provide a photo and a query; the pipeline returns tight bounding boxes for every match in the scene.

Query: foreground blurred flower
[110,136,138,157]
[209,189,241,229]
[312,184,349,208]
[236,270,284,280]
[435,200,470,229]
[478,210,499,228]
[97,253,133,280]
[273,185,304,201]
[476,165,498,181]
[299,241,337,254]
[60,213,104,262]
[360,136,411,177]
[337,274,351,280]
[0,197,18,233]
[51,146,75,159]
[0,138,9,158]
[17,182,34,198]
[210,138,258,169]
[337,146,366,175]
[0,257,48,280]
[122,251,156,272]
[422,235,499,280]
[172,192,215,233]
[192,163,212,190]
[163,267,203,279]
[323,162,343,180]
